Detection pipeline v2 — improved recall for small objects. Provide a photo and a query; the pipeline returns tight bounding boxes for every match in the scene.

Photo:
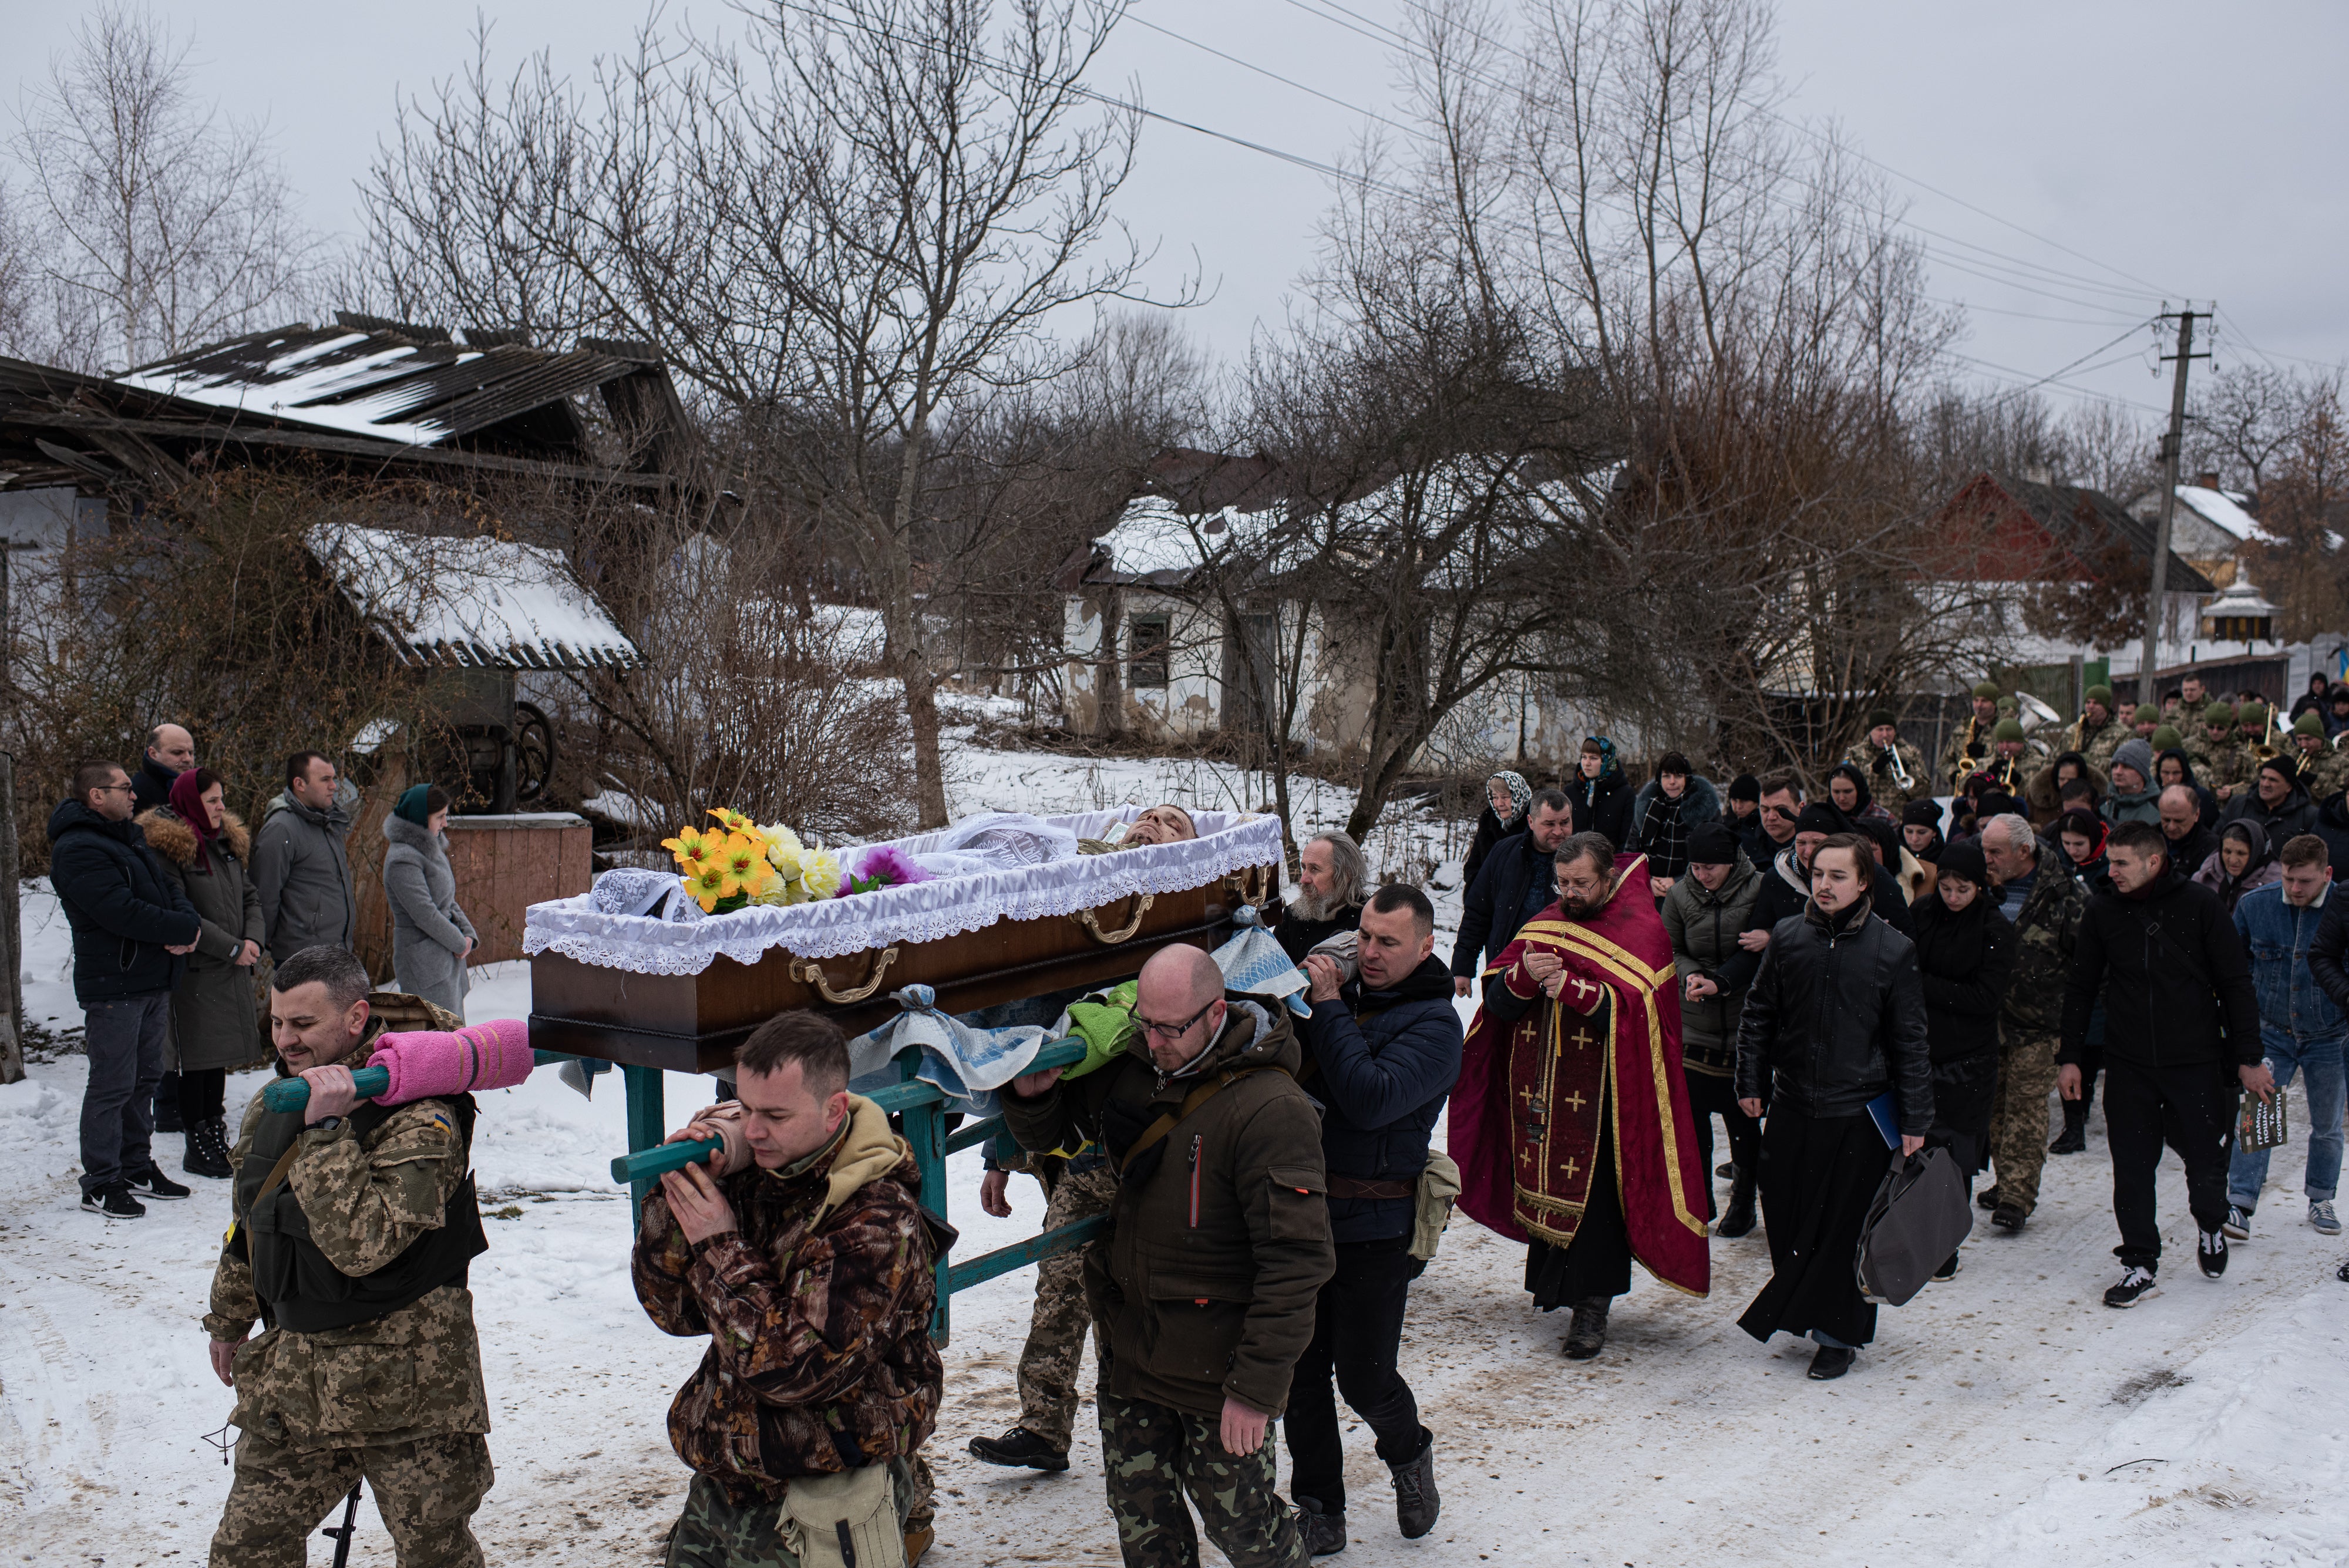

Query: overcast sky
[9,0,2345,425]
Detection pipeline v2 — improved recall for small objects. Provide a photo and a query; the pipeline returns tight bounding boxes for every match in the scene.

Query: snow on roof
[2176,484,2266,543]
[309,524,646,669]
[120,333,459,445]
[1093,498,1283,581]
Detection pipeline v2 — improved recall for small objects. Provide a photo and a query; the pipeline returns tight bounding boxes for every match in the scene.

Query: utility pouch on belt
[780,1465,904,1568]
[1410,1150,1463,1263]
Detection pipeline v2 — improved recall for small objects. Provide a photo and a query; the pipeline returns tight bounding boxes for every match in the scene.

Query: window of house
[1128,613,1170,689]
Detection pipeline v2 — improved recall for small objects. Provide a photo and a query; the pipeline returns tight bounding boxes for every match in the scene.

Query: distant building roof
[310,523,645,671]
[1933,472,2216,594]
[2172,484,2265,543]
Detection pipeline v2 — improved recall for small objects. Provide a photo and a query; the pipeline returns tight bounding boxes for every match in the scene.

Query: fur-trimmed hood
[135,805,250,867]
[380,812,448,856]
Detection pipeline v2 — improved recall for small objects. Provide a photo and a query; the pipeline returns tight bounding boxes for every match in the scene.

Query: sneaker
[80,1183,145,1219]
[1389,1429,1439,1540]
[2048,1122,2086,1155]
[1932,1250,1961,1280]
[2222,1205,2251,1241]
[966,1427,1069,1472]
[1295,1496,1347,1556]
[2198,1229,2228,1278]
[124,1166,191,1201]
[1807,1345,1854,1380]
[1990,1204,2027,1232]
[1561,1298,1610,1360]
[2311,1200,2342,1237]
[2102,1266,2159,1307]
[1975,1185,2003,1212]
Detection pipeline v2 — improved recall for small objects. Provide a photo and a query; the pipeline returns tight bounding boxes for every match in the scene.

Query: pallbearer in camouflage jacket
[1974,815,2089,1229]
[203,948,492,1568]
[634,1010,944,1568]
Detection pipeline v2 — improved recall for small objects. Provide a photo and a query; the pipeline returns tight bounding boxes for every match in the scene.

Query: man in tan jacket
[1004,945,1334,1568]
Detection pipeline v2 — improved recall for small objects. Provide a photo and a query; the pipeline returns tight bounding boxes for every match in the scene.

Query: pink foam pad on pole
[366,1018,534,1105]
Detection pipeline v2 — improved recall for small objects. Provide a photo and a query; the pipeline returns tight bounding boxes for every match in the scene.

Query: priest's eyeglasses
[1133,998,1217,1041]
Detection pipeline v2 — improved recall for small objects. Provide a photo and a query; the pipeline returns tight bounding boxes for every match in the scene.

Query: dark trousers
[80,994,170,1194]
[178,1066,227,1125]
[1283,1237,1426,1514]
[2104,1058,2236,1268]
[1684,1067,1760,1217]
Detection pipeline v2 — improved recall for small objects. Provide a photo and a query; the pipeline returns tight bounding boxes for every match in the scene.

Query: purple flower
[846,843,932,894]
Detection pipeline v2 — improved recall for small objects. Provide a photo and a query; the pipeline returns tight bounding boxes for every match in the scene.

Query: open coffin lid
[524,808,1284,1071]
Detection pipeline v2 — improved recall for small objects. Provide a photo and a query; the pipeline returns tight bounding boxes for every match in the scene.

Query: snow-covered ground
[5,738,2348,1566]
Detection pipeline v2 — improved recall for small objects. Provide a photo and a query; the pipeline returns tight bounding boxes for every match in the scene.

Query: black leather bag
[1855,1147,1973,1306]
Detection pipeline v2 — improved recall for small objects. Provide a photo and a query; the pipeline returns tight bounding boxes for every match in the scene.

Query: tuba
[2015,691,2063,759]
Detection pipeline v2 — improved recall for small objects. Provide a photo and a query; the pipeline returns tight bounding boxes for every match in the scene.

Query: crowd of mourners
[41,680,2349,1568]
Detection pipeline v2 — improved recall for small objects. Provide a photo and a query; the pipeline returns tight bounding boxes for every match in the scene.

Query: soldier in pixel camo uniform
[203,946,492,1568]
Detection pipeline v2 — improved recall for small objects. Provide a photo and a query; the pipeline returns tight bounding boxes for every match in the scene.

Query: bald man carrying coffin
[1003,945,1334,1568]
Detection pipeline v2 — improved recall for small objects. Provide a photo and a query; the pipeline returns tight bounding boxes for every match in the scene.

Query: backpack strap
[1116,1065,1288,1176]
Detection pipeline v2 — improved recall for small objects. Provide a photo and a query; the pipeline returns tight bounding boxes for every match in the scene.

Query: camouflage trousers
[664,1461,918,1568]
[1099,1392,1308,1568]
[210,1428,491,1568]
[1016,1160,1118,1449]
[1987,1024,2059,1216]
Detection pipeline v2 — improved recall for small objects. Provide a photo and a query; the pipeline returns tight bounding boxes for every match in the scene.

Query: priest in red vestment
[1449,832,1711,1359]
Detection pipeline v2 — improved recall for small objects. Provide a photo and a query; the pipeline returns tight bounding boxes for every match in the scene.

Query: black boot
[966,1427,1069,1472]
[182,1118,232,1180]
[2048,1100,2087,1155]
[1562,1297,1610,1360]
[153,1071,183,1134]
[1389,1428,1439,1539]
[1716,1171,1757,1238]
[1295,1496,1347,1556]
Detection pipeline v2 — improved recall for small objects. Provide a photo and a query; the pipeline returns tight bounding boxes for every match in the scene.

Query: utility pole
[2140,305,2212,706]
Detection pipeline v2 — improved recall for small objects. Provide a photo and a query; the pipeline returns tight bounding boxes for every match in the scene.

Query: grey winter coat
[136,806,266,1072]
[1660,850,1764,1074]
[252,791,356,961]
[382,813,476,1015]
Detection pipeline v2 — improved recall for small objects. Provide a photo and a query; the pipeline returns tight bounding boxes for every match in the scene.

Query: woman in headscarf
[1570,736,1635,849]
[383,782,477,1014]
[2155,736,2220,830]
[1465,769,1532,884]
[1910,839,2014,1279]
[134,767,264,1181]
[2193,819,2281,914]
[2055,807,2109,886]
[1823,762,1896,826]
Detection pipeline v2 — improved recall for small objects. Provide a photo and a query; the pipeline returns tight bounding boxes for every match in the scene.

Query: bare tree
[6,4,322,371]
[2190,363,2304,496]
[355,1,1173,826]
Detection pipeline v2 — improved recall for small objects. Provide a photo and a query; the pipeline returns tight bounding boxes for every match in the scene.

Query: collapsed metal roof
[309,522,647,672]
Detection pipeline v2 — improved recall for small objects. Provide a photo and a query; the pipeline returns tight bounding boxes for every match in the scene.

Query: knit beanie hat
[2258,753,2300,786]
[2109,738,2155,785]
[1793,802,1847,836]
[1867,709,1897,730]
[2205,701,2238,726]
[2085,685,2115,708]
[1936,839,1988,889]
[1992,718,2025,742]
[1972,681,2001,701]
[1900,799,1944,829]
[2134,704,2159,725]
[2297,712,2326,738]
[2241,701,2270,728]
[1727,773,1761,803]
[395,783,436,826]
[1687,824,1739,865]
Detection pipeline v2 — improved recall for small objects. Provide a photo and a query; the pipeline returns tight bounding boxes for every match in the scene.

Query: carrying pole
[2140,307,2210,705]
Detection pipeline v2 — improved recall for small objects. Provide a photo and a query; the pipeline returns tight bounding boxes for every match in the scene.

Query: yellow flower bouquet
[663,809,844,913]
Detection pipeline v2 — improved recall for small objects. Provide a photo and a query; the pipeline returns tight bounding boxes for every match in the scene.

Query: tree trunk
[903,658,949,829]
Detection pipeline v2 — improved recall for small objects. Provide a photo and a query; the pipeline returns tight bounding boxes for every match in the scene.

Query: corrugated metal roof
[113,319,647,449]
[309,523,646,671]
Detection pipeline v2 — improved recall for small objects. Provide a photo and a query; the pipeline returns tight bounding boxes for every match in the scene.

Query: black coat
[2163,820,2221,881]
[1910,893,2015,1065]
[1571,770,1635,850]
[2307,890,2349,1011]
[46,799,201,1004]
[1463,806,1519,885]
[2313,790,2349,875]
[1299,955,1464,1244]
[1451,831,1553,978]
[2060,860,2260,1072]
[2221,778,2320,845]
[1274,901,1364,965]
[129,756,181,815]
[1715,843,1915,994]
[1734,899,1934,1133]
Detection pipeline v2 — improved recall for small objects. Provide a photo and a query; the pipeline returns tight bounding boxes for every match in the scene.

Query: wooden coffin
[529,864,1276,1074]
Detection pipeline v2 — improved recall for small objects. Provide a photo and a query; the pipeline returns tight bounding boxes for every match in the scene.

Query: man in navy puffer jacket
[1288,883,1462,1554]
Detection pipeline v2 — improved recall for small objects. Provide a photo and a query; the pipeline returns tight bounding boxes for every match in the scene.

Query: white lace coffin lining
[523,809,1283,975]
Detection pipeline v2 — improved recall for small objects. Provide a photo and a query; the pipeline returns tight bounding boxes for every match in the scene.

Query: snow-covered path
[5,745,2347,1565]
